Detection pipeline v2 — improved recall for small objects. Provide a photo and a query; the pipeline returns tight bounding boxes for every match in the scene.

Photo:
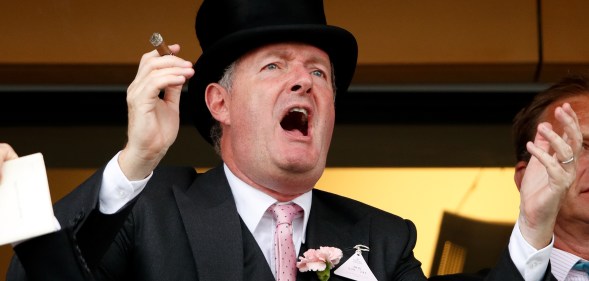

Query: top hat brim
[186,24,358,145]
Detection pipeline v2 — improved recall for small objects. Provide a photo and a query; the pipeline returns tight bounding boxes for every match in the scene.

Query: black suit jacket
[7,165,544,280]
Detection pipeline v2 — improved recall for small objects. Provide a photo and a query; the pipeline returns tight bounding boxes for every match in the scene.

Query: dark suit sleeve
[6,165,135,281]
[364,211,427,280]
[6,165,198,281]
[9,230,91,280]
[393,219,428,280]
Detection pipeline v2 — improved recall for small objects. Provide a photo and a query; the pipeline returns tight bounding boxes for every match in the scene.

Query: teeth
[290,108,308,117]
[281,107,309,136]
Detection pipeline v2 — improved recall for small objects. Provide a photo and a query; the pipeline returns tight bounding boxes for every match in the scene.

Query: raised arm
[518,103,582,249]
[118,44,194,181]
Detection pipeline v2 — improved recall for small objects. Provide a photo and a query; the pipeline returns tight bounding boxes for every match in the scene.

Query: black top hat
[186,0,358,145]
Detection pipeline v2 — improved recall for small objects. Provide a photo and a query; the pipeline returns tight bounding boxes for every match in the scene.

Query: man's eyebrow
[262,49,293,60]
[306,56,330,69]
[261,49,330,67]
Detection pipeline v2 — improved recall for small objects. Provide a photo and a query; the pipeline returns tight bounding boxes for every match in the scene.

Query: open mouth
[280,108,309,136]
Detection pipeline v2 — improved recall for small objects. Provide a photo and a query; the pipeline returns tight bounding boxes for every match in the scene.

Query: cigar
[150,32,173,56]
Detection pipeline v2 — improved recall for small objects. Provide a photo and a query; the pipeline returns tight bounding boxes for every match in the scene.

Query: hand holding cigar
[150,32,174,56]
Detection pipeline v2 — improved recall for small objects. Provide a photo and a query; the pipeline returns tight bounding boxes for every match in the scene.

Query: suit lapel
[171,168,371,281]
[298,190,371,281]
[239,219,276,281]
[173,166,244,281]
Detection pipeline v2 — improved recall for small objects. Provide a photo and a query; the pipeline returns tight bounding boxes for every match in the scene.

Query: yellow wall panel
[1,0,536,66]
[316,167,519,277]
[542,0,589,64]
[326,0,537,64]
[539,0,589,82]
[0,0,202,64]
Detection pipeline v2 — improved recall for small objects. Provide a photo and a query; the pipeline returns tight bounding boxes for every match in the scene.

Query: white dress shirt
[224,164,312,278]
[550,248,589,281]
[93,152,551,281]
[98,151,152,214]
[509,219,553,281]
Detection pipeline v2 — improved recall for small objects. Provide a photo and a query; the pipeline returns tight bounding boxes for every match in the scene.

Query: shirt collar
[551,247,584,281]
[223,164,312,243]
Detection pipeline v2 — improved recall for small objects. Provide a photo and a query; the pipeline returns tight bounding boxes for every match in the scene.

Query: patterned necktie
[271,203,303,281]
[573,260,589,275]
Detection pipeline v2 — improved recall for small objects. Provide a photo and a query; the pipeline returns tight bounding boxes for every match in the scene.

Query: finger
[133,56,192,86]
[526,141,556,168]
[131,68,193,101]
[150,66,195,81]
[526,141,568,190]
[156,61,194,109]
[166,44,182,55]
[532,122,552,153]
[162,84,184,108]
[0,143,19,162]
[560,102,579,123]
[526,124,561,175]
[0,143,19,181]
[138,44,182,63]
[527,123,568,180]
[536,122,573,165]
[556,103,583,152]
[128,66,194,106]
[134,55,193,85]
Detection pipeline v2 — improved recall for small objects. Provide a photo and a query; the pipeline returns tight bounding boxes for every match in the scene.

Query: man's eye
[311,70,324,77]
[265,63,278,70]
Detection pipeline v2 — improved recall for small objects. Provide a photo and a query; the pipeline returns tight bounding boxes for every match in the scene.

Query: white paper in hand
[0,153,58,246]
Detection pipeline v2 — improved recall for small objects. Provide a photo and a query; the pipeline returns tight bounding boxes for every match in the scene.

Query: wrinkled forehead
[237,42,332,68]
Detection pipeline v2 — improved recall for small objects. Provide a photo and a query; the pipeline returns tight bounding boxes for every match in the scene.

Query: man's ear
[514,161,528,191]
[205,83,230,125]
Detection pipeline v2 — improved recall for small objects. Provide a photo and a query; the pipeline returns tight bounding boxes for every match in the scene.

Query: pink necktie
[271,203,303,281]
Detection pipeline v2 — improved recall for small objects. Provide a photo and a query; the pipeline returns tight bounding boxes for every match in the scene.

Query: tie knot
[271,203,302,225]
[573,260,589,273]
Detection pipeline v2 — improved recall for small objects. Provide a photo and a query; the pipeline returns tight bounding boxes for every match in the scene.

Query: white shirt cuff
[99,151,152,214]
[508,219,553,281]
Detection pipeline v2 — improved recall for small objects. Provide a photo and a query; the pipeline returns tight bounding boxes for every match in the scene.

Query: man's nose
[289,68,312,94]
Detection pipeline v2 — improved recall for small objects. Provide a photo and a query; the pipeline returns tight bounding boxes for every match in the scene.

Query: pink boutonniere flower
[296,246,343,281]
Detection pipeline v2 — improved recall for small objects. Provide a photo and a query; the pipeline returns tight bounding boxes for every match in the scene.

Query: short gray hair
[210,61,238,155]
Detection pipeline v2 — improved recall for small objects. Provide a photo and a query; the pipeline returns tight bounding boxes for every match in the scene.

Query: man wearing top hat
[2,0,582,280]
